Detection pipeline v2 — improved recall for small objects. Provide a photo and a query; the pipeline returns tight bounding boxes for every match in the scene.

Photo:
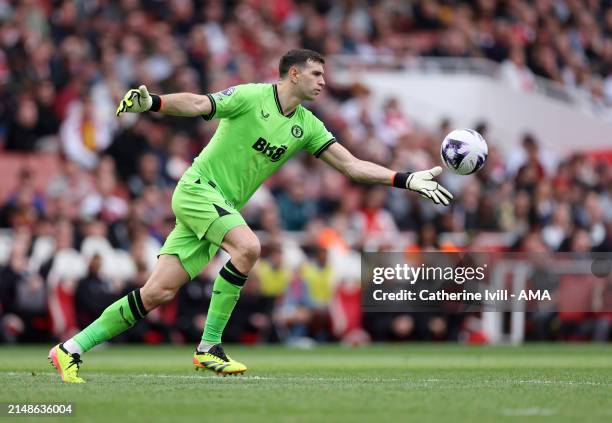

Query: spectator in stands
[39,218,77,282]
[0,228,50,342]
[299,246,334,341]
[353,186,398,248]
[4,95,41,151]
[542,202,573,250]
[381,97,413,146]
[274,272,315,346]
[34,80,61,147]
[364,312,417,342]
[80,156,129,223]
[105,118,154,183]
[500,46,536,91]
[276,174,318,231]
[46,158,93,221]
[127,152,168,198]
[60,94,114,170]
[581,191,609,251]
[0,168,45,229]
[532,180,555,224]
[530,44,563,83]
[73,254,119,330]
[559,226,593,254]
[255,243,292,299]
[165,132,191,183]
[453,181,482,232]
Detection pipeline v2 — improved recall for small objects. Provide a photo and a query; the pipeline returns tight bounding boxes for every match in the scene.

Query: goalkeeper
[49,49,452,382]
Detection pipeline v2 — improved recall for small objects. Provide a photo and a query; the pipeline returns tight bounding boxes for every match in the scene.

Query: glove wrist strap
[150,94,162,112]
[392,172,411,189]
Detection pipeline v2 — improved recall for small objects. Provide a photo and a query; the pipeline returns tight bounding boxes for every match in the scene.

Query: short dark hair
[279,49,325,77]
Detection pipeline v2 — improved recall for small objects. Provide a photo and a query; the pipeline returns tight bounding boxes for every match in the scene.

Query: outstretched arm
[156,92,212,117]
[319,141,395,185]
[116,85,212,117]
[320,142,453,205]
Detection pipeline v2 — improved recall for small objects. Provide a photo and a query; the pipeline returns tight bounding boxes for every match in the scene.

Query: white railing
[329,55,604,111]
[483,258,604,345]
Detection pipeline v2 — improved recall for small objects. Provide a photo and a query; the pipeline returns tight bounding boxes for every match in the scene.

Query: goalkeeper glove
[393,166,453,206]
[116,85,161,116]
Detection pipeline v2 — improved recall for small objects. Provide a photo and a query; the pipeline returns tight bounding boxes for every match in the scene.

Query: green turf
[0,344,611,422]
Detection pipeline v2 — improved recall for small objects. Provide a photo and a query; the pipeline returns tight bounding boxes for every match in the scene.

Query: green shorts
[159,167,246,280]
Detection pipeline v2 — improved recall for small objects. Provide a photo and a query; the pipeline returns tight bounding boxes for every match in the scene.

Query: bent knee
[141,285,178,308]
[238,238,261,264]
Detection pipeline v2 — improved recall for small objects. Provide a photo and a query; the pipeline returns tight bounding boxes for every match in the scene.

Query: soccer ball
[440,129,488,175]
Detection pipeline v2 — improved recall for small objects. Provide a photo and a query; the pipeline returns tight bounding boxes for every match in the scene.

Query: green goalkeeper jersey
[192,83,336,209]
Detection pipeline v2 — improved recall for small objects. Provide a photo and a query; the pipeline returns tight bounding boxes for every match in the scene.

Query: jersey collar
[273,84,297,118]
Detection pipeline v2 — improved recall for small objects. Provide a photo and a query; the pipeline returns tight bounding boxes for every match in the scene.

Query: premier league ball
[440,129,488,175]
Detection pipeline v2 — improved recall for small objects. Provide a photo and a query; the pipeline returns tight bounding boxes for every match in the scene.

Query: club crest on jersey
[214,87,236,101]
[252,138,287,162]
[220,87,235,96]
[291,125,303,138]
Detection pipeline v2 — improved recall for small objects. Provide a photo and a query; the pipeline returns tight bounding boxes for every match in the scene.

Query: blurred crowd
[0,0,611,345]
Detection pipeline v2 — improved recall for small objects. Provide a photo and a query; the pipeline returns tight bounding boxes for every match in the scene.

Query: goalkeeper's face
[294,61,325,101]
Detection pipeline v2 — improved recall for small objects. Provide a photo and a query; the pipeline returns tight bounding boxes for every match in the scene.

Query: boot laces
[67,353,82,371]
[208,345,229,362]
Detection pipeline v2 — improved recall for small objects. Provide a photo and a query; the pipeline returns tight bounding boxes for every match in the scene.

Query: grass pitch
[1,344,611,422]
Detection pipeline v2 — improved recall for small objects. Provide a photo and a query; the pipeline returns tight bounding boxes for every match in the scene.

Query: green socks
[202,261,247,345]
[67,261,247,353]
[72,289,148,353]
